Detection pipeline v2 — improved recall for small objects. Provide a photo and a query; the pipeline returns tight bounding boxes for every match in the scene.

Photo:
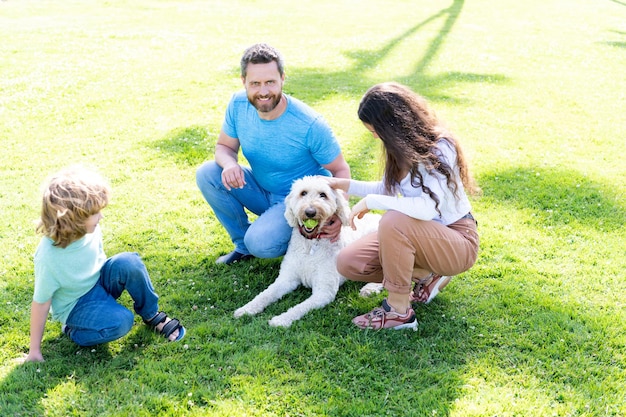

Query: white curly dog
[234,175,381,327]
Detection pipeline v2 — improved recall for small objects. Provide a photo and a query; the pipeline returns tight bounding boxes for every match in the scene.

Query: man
[196,43,350,265]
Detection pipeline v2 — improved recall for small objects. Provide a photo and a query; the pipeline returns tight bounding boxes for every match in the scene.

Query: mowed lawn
[0,1,625,416]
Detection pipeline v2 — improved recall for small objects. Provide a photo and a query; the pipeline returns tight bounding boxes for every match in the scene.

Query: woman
[324,82,479,330]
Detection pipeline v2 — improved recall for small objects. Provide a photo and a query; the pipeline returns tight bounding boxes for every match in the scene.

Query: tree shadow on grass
[453,165,626,413]
[150,125,213,167]
[454,265,626,415]
[604,30,626,48]
[151,0,510,167]
[0,325,186,416]
[604,41,626,48]
[287,0,509,107]
[478,166,625,231]
[1,334,118,415]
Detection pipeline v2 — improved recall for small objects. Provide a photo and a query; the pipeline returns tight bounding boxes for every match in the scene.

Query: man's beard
[248,92,282,113]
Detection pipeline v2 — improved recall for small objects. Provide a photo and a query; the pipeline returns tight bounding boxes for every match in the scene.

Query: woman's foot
[411,275,452,304]
[352,299,418,331]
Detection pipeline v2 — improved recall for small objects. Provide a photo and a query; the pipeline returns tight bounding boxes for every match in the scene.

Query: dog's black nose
[305,207,316,218]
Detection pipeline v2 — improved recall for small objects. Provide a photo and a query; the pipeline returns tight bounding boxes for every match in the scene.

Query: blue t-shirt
[222,91,342,196]
[33,226,106,323]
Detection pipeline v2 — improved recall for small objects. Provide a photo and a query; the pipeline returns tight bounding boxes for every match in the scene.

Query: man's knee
[196,161,221,188]
[243,207,291,258]
[244,223,289,258]
[244,234,288,258]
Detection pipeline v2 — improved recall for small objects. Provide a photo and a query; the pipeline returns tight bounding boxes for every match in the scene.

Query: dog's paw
[234,306,254,318]
[359,282,384,297]
[268,315,293,328]
[234,300,268,317]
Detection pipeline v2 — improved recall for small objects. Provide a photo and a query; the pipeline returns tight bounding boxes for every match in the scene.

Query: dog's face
[284,176,349,237]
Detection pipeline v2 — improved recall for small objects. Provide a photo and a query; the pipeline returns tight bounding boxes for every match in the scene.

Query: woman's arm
[363,194,439,220]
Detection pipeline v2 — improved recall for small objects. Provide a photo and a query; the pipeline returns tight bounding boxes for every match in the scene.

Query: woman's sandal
[411,275,452,304]
[144,312,186,342]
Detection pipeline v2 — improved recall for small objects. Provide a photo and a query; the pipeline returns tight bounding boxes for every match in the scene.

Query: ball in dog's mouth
[302,218,319,232]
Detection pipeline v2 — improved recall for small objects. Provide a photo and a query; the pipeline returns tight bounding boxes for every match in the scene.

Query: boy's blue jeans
[64,252,159,346]
[195,161,292,258]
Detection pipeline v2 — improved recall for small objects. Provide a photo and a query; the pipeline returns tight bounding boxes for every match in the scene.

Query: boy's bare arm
[25,300,51,362]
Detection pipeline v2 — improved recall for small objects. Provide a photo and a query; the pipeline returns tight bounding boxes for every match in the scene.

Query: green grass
[1,0,625,416]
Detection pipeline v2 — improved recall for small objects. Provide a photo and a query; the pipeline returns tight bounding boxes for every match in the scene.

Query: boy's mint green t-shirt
[33,226,106,324]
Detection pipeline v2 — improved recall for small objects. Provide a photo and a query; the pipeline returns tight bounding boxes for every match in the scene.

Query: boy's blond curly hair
[37,166,110,248]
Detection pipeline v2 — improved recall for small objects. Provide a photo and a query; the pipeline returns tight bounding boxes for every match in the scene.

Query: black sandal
[144,312,186,342]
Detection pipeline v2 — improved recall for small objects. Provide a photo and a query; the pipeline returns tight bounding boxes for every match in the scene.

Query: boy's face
[85,212,103,233]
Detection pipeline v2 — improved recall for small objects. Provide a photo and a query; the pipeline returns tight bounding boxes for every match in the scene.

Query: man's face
[242,61,284,114]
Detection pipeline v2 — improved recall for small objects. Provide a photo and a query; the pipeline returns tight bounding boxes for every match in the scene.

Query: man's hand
[221,164,246,190]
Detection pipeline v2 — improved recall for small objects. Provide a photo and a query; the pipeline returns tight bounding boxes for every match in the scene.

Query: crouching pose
[324,82,480,331]
[24,166,185,362]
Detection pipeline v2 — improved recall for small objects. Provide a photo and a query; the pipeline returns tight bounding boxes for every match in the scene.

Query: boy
[25,166,184,362]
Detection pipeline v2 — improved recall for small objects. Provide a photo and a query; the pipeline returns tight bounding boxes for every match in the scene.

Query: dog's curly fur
[234,176,380,327]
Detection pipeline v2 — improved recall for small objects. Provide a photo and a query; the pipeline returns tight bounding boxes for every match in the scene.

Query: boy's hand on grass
[23,351,45,363]
[11,353,42,365]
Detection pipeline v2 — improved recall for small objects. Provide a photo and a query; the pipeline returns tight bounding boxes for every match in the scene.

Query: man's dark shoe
[216,250,254,265]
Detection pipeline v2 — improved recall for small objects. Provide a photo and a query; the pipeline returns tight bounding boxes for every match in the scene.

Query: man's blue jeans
[195,161,292,258]
[64,252,159,346]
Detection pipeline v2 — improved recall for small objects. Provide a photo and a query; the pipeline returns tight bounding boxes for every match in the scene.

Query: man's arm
[322,153,351,179]
[215,131,245,190]
[25,299,51,362]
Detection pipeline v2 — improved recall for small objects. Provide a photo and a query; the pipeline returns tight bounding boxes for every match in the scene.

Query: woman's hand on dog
[318,176,350,193]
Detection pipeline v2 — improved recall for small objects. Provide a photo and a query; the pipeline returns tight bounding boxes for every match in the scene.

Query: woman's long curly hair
[37,166,110,248]
[357,82,478,212]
